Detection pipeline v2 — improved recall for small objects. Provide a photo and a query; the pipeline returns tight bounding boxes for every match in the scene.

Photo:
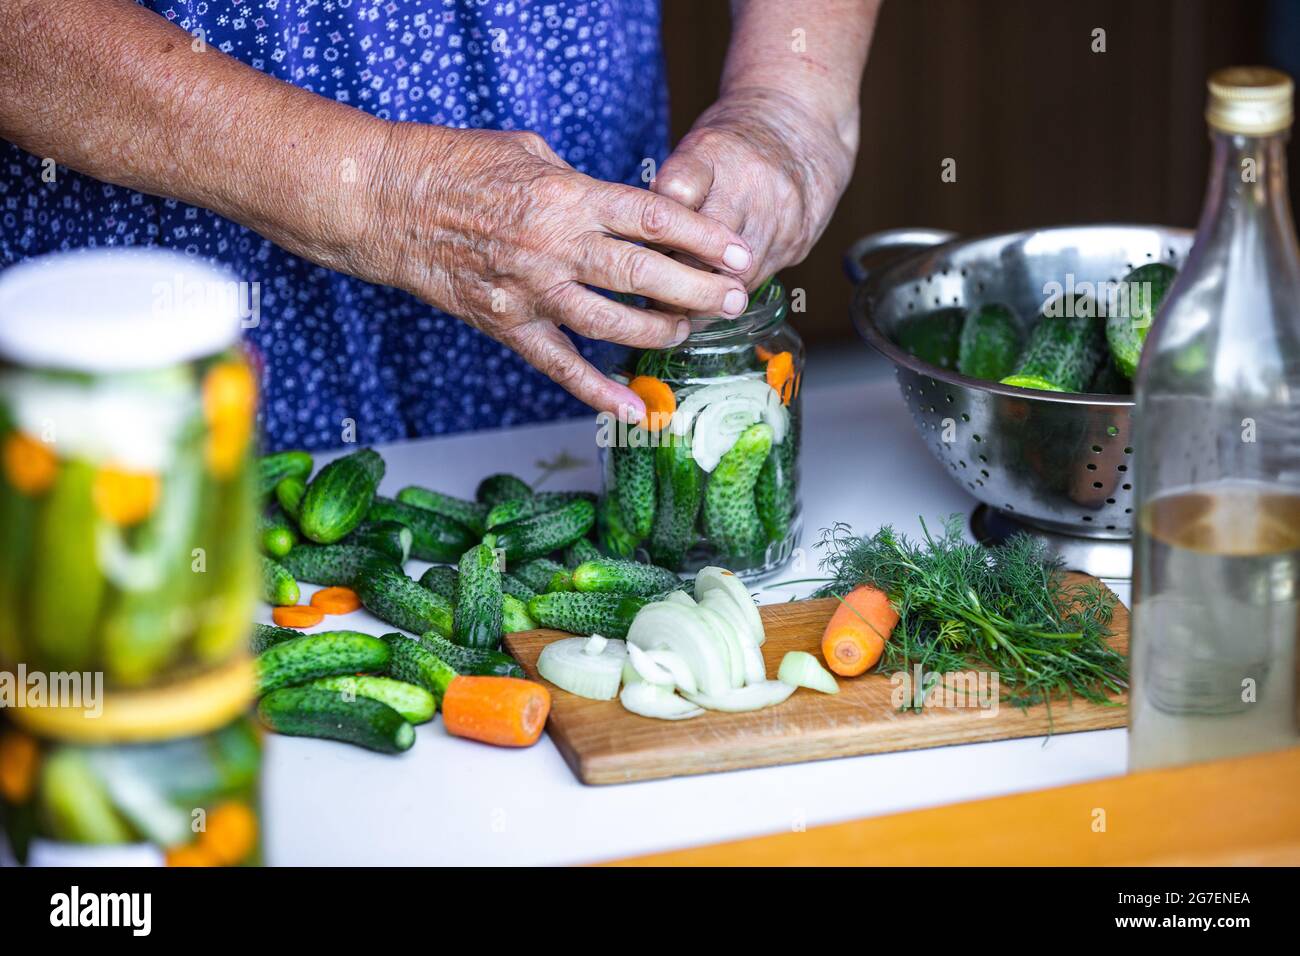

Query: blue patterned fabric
[0,1,667,449]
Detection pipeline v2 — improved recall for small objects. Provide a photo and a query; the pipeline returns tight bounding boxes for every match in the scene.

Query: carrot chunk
[442,676,551,748]
[271,605,324,629]
[821,585,899,677]
[628,375,676,432]
[2,431,58,495]
[93,465,161,526]
[310,586,362,615]
[765,351,795,404]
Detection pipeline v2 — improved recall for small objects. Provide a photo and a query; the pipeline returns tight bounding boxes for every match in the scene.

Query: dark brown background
[662,0,1296,347]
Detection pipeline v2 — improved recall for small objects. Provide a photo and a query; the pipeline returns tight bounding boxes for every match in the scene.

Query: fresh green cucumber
[298,447,386,543]
[487,498,596,563]
[256,450,313,498]
[251,622,303,654]
[958,303,1024,381]
[454,543,504,649]
[484,491,596,531]
[647,433,703,570]
[367,496,475,562]
[754,434,796,547]
[892,307,964,370]
[500,572,537,603]
[258,686,414,754]
[1001,302,1105,393]
[349,519,412,564]
[475,473,532,506]
[279,543,394,587]
[572,559,681,597]
[275,475,306,520]
[39,749,132,844]
[511,558,568,594]
[258,505,297,558]
[611,442,656,537]
[418,564,459,603]
[527,591,647,639]
[381,632,458,702]
[260,555,301,606]
[598,491,640,559]
[502,593,537,633]
[564,537,602,569]
[396,485,488,536]
[702,422,773,556]
[355,562,454,638]
[1106,263,1176,378]
[308,674,436,724]
[255,631,391,696]
[416,631,525,678]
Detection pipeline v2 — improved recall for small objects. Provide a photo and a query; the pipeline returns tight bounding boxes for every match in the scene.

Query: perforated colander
[845,224,1193,578]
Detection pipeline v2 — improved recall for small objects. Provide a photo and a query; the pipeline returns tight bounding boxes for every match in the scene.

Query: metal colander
[845,224,1193,579]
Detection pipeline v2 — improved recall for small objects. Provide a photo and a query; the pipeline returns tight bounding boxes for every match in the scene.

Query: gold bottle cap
[1206,66,1293,135]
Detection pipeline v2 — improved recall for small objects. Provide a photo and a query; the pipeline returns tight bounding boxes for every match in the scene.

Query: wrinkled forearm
[0,0,391,276]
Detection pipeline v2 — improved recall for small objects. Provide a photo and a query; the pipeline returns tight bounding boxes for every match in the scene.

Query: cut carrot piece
[271,605,324,629]
[0,730,40,803]
[628,375,676,432]
[755,344,774,362]
[202,361,256,478]
[441,676,551,748]
[310,586,362,615]
[198,801,258,866]
[821,585,899,677]
[165,844,220,867]
[93,465,161,526]
[765,351,794,404]
[2,431,58,496]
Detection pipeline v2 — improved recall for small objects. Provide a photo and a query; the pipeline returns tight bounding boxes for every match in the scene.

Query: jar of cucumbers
[0,250,258,689]
[599,277,803,578]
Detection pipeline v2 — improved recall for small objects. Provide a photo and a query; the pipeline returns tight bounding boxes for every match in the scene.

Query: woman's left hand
[651,88,858,289]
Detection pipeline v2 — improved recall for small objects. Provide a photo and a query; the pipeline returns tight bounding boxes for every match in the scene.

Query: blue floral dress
[0,1,668,450]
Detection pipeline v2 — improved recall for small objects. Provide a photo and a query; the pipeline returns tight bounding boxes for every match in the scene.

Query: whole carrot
[442,676,550,748]
[821,585,899,677]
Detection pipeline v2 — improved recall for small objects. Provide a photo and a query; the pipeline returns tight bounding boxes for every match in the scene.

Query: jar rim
[686,276,788,342]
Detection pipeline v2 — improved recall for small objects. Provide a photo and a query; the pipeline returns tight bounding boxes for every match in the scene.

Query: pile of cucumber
[891,263,1177,394]
[253,447,690,752]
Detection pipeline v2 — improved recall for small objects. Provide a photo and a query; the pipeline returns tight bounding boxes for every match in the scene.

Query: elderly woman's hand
[651,88,857,291]
[360,124,754,417]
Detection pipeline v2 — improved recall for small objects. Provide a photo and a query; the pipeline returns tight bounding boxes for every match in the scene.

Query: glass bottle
[1129,67,1300,771]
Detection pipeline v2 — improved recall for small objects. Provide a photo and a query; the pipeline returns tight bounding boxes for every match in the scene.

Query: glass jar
[0,249,258,690]
[598,278,804,579]
[1,714,262,867]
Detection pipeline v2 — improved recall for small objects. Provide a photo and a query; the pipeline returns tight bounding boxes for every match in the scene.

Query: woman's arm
[654,0,881,287]
[0,0,754,417]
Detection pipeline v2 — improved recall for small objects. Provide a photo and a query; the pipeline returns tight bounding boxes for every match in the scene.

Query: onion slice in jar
[537,636,627,700]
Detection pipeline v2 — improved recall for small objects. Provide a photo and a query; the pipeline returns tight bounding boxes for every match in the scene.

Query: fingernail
[672,320,691,344]
[723,244,751,272]
[723,289,747,315]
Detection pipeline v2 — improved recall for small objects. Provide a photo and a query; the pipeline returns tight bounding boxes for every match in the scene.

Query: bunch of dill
[813,516,1128,710]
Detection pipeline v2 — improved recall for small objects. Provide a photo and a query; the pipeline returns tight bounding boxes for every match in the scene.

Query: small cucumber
[356,562,454,638]
[572,559,681,597]
[454,543,504,650]
[702,422,773,556]
[647,433,703,570]
[611,442,656,537]
[255,631,391,696]
[396,485,488,536]
[349,519,412,564]
[260,555,301,606]
[488,498,596,563]
[418,564,459,603]
[1106,262,1176,379]
[754,435,796,547]
[503,593,538,633]
[258,505,298,558]
[367,496,475,562]
[416,631,525,678]
[1001,300,1105,393]
[382,632,458,702]
[475,473,532,506]
[958,303,1024,381]
[892,307,964,370]
[39,749,133,844]
[484,491,596,530]
[500,572,537,603]
[564,537,602,569]
[258,686,414,754]
[598,491,641,559]
[511,557,572,594]
[308,674,436,724]
[275,475,307,520]
[279,543,395,587]
[256,450,313,498]
[527,591,647,639]
[250,621,303,654]
[298,447,386,544]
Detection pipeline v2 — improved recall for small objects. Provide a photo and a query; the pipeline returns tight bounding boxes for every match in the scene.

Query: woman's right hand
[357,124,754,418]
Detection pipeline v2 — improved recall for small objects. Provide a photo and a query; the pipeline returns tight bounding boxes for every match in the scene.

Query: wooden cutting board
[504,574,1129,785]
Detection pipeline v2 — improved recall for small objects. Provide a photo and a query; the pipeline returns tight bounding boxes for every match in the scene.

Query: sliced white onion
[646,650,698,695]
[778,651,839,695]
[584,634,608,656]
[626,641,675,687]
[661,589,696,608]
[699,591,766,685]
[620,682,704,720]
[627,601,730,696]
[684,680,796,713]
[695,567,765,647]
[668,379,788,472]
[538,636,626,700]
[695,603,747,688]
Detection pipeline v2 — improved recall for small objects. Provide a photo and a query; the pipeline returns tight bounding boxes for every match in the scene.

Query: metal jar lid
[1206,66,1294,136]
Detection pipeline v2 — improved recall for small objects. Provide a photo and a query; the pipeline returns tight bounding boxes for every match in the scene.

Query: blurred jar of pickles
[599,278,803,578]
[0,249,258,688]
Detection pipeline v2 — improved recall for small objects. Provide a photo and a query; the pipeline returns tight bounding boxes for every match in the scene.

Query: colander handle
[842,228,957,284]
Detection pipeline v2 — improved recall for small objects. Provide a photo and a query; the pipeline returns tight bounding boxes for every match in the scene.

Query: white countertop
[261,363,1130,866]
